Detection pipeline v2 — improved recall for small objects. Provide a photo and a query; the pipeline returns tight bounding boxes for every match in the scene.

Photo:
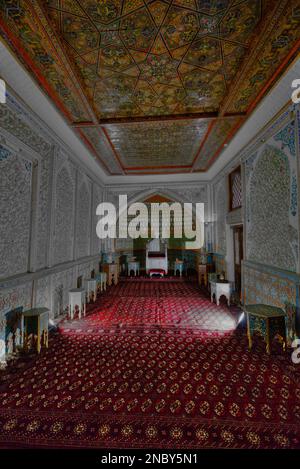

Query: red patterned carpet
[0,279,300,449]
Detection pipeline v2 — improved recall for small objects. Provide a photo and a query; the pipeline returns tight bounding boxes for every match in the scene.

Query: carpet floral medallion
[0,280,299,449]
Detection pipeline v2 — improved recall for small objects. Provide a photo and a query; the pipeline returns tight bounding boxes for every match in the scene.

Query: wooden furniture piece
[69,288,86,319]
[244,304,287,354]
[128,261,140,276]
[103,263,119,286]
[198,264,208,286]
[22,308,49,354]
[96,272,107,294]
[210,280,231,306]
[285,303,297,346]
[174,260,184,277]
[85,278,97,303]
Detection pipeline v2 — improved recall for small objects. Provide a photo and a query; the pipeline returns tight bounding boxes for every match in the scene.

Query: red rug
[0,279,300,449]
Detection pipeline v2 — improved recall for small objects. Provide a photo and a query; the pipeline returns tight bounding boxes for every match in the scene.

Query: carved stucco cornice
[0,128,42,163]
[106,183,208,201]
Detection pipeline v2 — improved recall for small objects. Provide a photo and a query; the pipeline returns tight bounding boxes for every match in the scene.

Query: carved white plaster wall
[0,93,103,333]
[76,174,91,259]
[0,145,33,278]
[91,184,103,256]
[35,276,51,310]
[51,267,76,319]
[245,132,298,272]
[0,103,53,271]
[52,163,76,265]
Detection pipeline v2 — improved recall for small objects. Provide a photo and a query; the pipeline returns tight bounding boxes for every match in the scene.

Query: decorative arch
[127,188,197,207]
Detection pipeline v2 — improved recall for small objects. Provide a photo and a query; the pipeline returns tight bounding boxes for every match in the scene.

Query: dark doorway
[233,225,243,298]
[77,276,83,289]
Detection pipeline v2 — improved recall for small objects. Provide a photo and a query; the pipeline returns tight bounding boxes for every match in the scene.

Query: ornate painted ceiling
[0,0,299,175]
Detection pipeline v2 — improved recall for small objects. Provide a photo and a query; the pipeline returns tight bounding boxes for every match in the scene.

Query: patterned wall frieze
[0,103,52,156]
[242,260,300,311]
[5,92,56,147]
[243,260,300,282]
[108,184,209,204]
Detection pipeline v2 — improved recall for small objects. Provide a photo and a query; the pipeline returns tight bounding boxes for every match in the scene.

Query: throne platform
[146,239,168,276]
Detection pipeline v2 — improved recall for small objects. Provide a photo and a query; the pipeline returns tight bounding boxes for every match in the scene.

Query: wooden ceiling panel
[0,0,299,174]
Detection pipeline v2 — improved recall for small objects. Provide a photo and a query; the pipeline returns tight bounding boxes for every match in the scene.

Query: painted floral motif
[243,263,297,310]
[274,122,296,157]
[0,145,11,162]
[140,54,179,85]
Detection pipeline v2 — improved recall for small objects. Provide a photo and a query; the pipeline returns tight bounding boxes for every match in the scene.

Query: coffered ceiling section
[0,0,299,174]
[103,119,209,170]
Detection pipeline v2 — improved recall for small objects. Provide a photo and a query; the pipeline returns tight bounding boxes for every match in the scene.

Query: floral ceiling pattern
[0,0,299,174]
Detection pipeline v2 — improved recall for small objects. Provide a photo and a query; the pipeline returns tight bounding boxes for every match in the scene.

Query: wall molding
[0,254,100,290]
[242,259,300,283]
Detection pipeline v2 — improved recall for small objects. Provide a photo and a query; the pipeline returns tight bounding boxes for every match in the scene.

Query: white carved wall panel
[53,164,76,265]
[0,146,32,278]
[76,174,91,259]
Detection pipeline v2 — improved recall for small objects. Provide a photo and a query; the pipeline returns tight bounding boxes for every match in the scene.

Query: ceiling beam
[70,112,247,128]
